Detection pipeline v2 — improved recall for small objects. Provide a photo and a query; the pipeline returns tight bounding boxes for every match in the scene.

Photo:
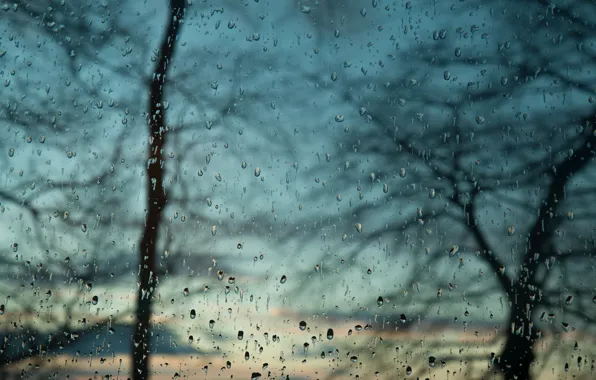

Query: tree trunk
[499,331,534,380]
[131,1,185,379]
[498,285,535,380]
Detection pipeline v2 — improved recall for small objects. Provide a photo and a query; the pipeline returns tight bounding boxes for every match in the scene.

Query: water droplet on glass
[254,167,261,177]
[238,330,244,340]
[429,356,436,367]
[377,296,383,306]
[299,321,307,331]
[399,168,406,178]
[561,322,570,332]
[355,223,363,233]
[209,319,215,329]
[92,295,98,305]
[183,288,189,297]
[326,328,334,340]
[280,275,287,284]
[190,309,196,319]
[335,115,344,122]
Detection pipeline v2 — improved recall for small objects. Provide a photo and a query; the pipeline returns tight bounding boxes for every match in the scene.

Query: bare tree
[2,1,292,378]
[286,1,596,380]
[131,0,185,378]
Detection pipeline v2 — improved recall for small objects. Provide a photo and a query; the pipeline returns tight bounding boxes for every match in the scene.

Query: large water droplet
[326,328,334,340]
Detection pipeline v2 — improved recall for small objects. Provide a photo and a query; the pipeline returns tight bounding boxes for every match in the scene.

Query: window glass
[1,1,594,379]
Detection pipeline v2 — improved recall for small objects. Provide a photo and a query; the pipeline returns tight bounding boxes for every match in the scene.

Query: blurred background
[0,0,595,379]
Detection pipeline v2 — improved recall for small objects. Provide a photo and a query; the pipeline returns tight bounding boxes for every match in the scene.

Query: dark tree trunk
[131,1,185,379]
[498,280,536,380]
[500,331,534,380]
[497,115,596,380]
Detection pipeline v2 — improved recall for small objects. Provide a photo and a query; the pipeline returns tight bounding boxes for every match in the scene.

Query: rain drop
[377,296,383,306]
[429,356,436,367]
[326,328,334,340]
